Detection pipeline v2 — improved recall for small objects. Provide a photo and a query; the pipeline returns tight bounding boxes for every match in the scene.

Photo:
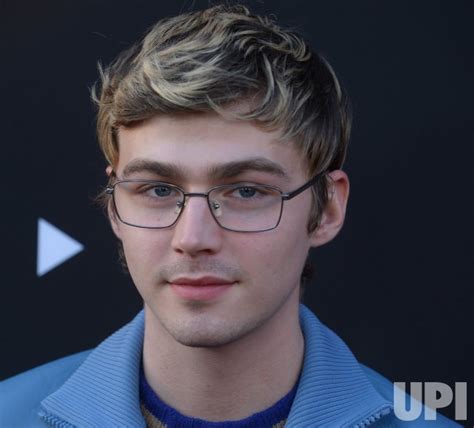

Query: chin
[174,335,236,349]
[163,317,262,349]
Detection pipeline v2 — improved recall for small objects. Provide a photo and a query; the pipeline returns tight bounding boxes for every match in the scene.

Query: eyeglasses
[105,172,326,233]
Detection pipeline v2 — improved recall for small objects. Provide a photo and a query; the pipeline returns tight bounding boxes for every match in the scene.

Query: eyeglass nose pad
[174,200,184,215]
[211,200,222,218]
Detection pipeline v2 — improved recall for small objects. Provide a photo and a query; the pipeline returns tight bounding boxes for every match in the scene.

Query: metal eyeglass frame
[105,170,327,233]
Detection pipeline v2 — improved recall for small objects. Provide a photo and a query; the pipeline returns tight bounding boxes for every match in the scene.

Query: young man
[0,4,460,427]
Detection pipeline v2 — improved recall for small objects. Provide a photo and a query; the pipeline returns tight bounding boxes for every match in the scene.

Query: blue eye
[238,187,257,198]
[153,185,173,197]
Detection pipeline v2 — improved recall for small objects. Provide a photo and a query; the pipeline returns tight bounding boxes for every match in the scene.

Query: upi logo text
[394,382,467,421]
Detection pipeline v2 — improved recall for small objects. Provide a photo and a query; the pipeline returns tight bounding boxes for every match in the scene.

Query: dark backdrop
[1,0,472,423]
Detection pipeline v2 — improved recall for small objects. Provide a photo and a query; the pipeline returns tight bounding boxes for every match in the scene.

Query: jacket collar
[287,305,392,427]
[39,305,392,427]
[39,311,147,427]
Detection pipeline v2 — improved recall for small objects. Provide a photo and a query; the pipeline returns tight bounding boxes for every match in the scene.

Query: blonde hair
[93,3,351,240]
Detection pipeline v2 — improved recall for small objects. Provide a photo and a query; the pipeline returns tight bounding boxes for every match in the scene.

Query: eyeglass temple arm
[282,171,327,200]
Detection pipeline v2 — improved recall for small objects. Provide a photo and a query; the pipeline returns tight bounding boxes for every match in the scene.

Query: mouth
[168,276,235,301]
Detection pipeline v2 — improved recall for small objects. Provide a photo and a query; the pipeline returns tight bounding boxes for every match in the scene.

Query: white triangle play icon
[37,218,84,277]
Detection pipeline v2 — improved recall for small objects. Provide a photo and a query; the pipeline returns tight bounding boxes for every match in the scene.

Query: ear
[309,170,350,247]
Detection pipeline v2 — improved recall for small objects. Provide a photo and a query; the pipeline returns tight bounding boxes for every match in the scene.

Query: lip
[169,276,235,286]
[168,276,235,301]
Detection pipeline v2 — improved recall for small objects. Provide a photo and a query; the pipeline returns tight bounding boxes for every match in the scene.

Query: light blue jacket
[0,305,460,427]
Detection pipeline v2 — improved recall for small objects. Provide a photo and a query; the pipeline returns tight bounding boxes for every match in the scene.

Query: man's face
[111,112,320,347]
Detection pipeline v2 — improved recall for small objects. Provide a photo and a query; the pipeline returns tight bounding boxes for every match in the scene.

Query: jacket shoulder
[360,365,462,427]
[0,350,91,427]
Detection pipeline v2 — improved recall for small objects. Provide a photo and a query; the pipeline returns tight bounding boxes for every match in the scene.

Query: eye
[225,185,274,200]
[237,186,258,198]
[132,183,180,200]
[151,185,173,197]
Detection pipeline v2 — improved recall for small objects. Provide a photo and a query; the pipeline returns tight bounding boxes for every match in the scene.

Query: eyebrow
[121,157,290,183]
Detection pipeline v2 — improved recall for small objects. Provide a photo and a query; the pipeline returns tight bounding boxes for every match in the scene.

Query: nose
[170,195,223,256]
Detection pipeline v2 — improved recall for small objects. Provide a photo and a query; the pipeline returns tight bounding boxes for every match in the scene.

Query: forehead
[116,112,308,185]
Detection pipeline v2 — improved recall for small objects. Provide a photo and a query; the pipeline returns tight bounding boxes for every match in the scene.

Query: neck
[142,294,304,422]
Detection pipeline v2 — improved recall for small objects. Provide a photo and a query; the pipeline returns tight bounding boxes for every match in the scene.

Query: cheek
[240,226,310,289]
[268,212,312,281]
[120,229,168,281]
